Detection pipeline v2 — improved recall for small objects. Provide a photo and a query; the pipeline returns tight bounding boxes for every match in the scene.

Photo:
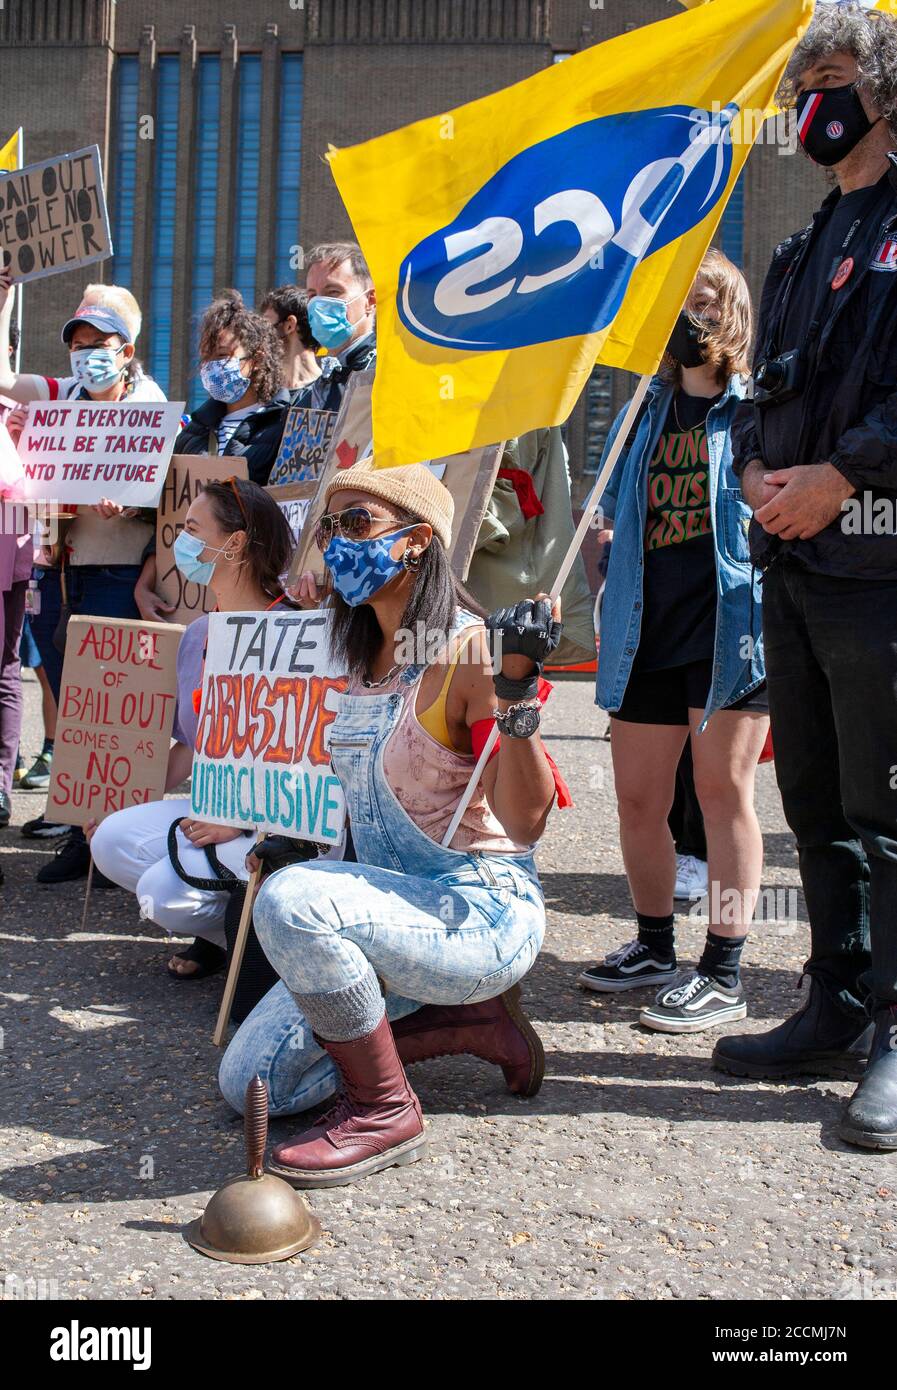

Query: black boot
[712,974,873,1081]
[838,1004,897,1151]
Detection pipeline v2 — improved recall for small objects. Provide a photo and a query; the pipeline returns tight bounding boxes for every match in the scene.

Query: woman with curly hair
[175,289,290,484]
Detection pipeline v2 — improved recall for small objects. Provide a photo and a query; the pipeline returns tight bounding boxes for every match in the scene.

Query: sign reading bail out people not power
[0,145,112,284]
[191,609,348,848]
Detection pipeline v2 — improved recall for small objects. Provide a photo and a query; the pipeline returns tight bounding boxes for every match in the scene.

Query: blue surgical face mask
[70,346,125,390]
[173,530,232,586]
[324,526,416,607]
[307,292,365,350]
[200,355,250,404]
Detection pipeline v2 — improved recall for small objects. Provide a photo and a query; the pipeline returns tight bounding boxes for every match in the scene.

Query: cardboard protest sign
[19,399,186,507]
[266,480,317,546]
[0,145,112,285]
[267,403,339,485]
[47,617,184,827]
[289,370,503,585]
[155,455,249,626]
[191,609,347,848]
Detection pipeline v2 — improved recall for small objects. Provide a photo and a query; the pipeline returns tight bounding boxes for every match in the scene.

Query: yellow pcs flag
[330,0,812,468]
[0,131,21,173]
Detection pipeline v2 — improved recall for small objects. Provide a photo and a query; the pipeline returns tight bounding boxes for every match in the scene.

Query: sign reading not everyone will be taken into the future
[18,399,186,507]
[191,609,348,849]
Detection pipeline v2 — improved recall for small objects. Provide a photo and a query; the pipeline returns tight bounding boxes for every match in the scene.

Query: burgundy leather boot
[268,1013,426,1188]
[391,984,545,1097]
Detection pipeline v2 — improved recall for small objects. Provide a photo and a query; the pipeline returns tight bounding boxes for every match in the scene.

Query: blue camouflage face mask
[324,527,416,607]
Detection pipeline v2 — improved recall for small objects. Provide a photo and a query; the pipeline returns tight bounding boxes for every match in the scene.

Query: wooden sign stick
[79,860,95,933]
[213,859,262,1048]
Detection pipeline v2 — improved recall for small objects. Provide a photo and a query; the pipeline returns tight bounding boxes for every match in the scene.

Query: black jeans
[763,559,897,1010]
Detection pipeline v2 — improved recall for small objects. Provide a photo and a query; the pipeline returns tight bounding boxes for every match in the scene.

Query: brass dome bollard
[185,1076,321,1264]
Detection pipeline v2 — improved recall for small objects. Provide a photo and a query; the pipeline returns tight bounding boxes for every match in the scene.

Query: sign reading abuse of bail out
[18,399,186,507]
[191,609,348,847]
[0,145,113,285]
[47,617,184,826]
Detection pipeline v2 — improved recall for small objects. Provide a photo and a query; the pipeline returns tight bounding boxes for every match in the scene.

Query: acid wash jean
[219,667,546,1116]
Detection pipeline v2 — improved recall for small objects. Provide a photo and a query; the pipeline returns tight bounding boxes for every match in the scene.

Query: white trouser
[91,799,253,947]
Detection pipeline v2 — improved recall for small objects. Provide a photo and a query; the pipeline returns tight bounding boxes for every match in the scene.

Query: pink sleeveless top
[350,623,531,855]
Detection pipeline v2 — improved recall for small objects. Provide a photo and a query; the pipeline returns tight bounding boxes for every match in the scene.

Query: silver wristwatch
[494,699,542,739]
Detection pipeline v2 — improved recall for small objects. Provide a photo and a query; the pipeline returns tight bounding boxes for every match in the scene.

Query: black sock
[42,738,54,754]
[636,912,675,962]
[699,931,747,990]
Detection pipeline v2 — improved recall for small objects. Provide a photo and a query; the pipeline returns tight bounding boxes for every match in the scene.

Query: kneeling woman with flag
[220,462,568,1187]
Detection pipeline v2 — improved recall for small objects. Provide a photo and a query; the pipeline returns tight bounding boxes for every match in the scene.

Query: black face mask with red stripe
[796,84,881,167]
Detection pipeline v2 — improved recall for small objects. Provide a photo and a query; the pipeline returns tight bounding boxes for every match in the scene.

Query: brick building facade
[0,0,829,499]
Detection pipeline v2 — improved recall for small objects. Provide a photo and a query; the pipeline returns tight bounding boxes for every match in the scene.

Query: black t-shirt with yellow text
[635,389,722,674]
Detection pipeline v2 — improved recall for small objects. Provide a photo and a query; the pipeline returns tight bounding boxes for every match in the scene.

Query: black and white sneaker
[640,970,747,1034]
[21,814,70,841]
[578,940,678,993]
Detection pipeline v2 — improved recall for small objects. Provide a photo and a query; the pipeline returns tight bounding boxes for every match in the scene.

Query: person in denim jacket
[580,251,769,1036]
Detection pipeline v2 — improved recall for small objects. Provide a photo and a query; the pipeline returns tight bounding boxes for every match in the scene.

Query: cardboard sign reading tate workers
[191,609,347,847]
[289,370,503,585]
[19,399,186,507]
[155,455,249,626]
[267,404,339,485]
[47,617,184,827]
[0,145,112,285]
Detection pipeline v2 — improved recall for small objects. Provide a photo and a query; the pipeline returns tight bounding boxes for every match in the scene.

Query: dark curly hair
[201,478,294,601]
[778,5,897,139]
[197,289,283,403]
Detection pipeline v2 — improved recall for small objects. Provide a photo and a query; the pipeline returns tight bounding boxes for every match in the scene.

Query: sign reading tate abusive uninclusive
[191,610,348,847]
[47,617,184,827]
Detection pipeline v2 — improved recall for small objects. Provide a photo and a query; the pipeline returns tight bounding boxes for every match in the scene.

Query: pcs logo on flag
[397,103,738,352]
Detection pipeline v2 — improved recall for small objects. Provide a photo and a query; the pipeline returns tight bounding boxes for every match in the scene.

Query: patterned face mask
[200,355,250,404]
[323,526,417,607]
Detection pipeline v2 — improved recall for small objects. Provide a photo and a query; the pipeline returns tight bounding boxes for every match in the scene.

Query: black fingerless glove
[253,835,320,878]
[485,599,564,699]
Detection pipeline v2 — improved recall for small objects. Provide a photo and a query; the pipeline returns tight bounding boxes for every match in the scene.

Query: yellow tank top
[416,626,480,752]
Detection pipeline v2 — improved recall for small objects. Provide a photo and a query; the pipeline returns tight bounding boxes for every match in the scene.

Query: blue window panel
[274,55,303,286]
[719,171,745,268]
[233,55,262,305]
[148,56,180,393]
[189,55,221,408]
[111,57,139,287]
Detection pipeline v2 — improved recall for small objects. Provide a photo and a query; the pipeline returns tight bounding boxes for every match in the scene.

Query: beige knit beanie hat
[323,459,454,550]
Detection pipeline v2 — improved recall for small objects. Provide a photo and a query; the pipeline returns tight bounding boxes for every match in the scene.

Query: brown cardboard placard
[289,370,502,585]
[267,403,340,485]
[47,617,184,828]
[265,479,318,547]
[155,455,249,626]
[0,144,112,285]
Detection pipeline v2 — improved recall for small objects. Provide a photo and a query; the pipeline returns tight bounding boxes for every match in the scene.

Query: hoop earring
[402,549,421,572]
[224,550,236,561]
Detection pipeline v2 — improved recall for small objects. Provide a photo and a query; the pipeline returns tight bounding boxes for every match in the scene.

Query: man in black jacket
[714,7,897,1152]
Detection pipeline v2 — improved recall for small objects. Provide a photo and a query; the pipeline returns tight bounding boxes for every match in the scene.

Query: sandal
[167,937,227,981]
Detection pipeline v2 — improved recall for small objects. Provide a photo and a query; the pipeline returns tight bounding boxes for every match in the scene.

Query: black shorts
[610,659,768,727]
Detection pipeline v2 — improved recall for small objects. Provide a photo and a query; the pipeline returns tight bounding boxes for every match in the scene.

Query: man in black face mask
[721,7,897,1153]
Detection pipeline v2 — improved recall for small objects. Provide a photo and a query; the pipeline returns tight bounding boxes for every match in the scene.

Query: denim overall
[219,623,546,1117]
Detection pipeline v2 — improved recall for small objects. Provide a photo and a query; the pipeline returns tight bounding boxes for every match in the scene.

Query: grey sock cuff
[291,966,385,1043]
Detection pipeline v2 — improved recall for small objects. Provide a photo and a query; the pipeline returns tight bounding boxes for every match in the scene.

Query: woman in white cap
[220,462,571,1188]
[0,272,167,880]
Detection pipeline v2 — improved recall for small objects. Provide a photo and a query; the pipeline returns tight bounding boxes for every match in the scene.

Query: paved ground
[1,670,895,1302]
